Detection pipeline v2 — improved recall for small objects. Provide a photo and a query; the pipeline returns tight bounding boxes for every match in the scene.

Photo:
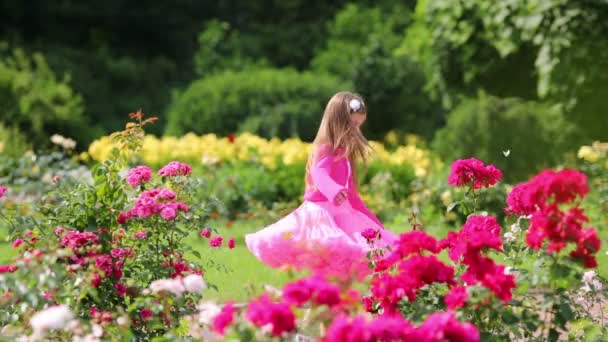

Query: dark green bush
[0,123,30,158]
[203,162,279,215]
[165,68,347,141]
[362,160,416,201]
[0,48,94,147]
[432,93,576,182]
[311,3,442,140]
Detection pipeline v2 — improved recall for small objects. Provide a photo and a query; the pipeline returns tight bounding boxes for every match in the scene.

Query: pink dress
[245,144,398,280]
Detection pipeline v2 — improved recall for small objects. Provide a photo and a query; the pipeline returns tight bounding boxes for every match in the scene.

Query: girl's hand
[335,189,348,205]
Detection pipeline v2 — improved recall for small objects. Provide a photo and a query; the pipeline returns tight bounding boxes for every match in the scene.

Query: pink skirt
[245,200,398,280]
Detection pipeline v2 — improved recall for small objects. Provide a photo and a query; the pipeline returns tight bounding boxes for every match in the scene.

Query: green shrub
[0,48,93,147]
[363,160,416,201]
[353,40,444,140]
[311,3,442,140]
[193,20,269,78]
[273,161,307,202]
[0,123,30,158]
[204,162,279,215]
[432,93,576,182]
[165,68,347,140]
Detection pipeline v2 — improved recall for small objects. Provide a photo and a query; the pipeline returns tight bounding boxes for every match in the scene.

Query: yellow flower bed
[578,141,608,169]
[88,132,434,176]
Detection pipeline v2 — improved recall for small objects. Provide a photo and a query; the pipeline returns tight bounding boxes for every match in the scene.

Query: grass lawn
[186,217,295,302]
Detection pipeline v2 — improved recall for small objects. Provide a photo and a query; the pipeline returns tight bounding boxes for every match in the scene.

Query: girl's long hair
[305,91,370,189]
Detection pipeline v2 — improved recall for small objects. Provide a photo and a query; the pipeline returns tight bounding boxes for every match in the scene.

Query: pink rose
[126,166,152,188]
[209,236,223,248]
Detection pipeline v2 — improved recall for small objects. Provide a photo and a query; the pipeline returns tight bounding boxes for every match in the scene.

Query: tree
[403,0,608,141]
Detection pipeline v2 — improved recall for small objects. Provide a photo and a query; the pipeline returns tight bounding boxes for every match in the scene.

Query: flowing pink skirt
[245,200,398,280]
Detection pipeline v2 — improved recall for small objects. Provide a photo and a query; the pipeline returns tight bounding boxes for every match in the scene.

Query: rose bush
[0,112,232,340]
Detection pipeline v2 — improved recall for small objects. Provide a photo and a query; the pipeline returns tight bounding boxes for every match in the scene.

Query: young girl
[245,91,398,280]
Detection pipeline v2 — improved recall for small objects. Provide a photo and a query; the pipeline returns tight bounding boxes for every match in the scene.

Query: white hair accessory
[349,99,363,113]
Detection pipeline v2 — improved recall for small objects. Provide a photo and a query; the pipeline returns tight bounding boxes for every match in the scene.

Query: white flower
[264,284,283,297]
[61,138,76,150]
[150,278,186,296]
[116,316,129,326]
[510,223,520,233]
[73,334,100,342]
[74,277,84,287]
[198,301,221,325]
[30,305,74,333]
[503,232,515,242]
[92,324,103,338]
[581,271,603,292]
[50,134,65,146]
[583,271,597,283]
[183,274,206,293]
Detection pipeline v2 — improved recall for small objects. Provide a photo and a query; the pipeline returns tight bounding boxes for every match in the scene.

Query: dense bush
[0,113,220,340]
[165,68,347,140]
[0,123,30,159]
[193,20,269,78]
[433,93,575,182]
[311,3,442,140]
[353,40,443,140]
[0,48,95,147]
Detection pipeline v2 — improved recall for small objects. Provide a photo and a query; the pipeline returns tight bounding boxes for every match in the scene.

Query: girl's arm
[310,146,347,204]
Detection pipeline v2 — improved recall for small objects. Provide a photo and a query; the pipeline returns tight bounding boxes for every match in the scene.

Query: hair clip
[349,99,364,113]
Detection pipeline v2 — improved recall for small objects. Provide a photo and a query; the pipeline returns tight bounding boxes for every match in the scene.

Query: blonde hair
[305,91,370,188]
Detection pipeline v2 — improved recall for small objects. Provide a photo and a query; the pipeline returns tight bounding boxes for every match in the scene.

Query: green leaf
[557,302,574,323]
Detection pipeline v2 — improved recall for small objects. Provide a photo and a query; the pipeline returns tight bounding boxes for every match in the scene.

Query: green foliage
[0,123,30,158]
[363,160,416,201]
[432,93,575,182]
[203,162,279,216]
[193,20,269,78]
[403,0,608,140]
[42,45,178,138]
[312,3,442,139]
[353,40,444,140]
[0,48,91,146]
[165,68,347,141]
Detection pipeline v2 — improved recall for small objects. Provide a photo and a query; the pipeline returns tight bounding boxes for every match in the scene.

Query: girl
[245,91,398,280]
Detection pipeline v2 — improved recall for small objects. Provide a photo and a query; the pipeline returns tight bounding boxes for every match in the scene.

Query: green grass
[186,217,295,302]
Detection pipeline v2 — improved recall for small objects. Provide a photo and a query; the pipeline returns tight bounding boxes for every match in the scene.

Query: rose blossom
[183,274,206,293]
[30,305,74,333]
[126,166,152,187]
[158,161,192,177]
[209,236,223,248]
[133,230,147,239]
[444,286,469,310]
[140,308,153,321]
[212,302,235,335]
[448,158,502,190]
[115,283,127,297]
[12,238,24,248]
[246,294,296,337]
